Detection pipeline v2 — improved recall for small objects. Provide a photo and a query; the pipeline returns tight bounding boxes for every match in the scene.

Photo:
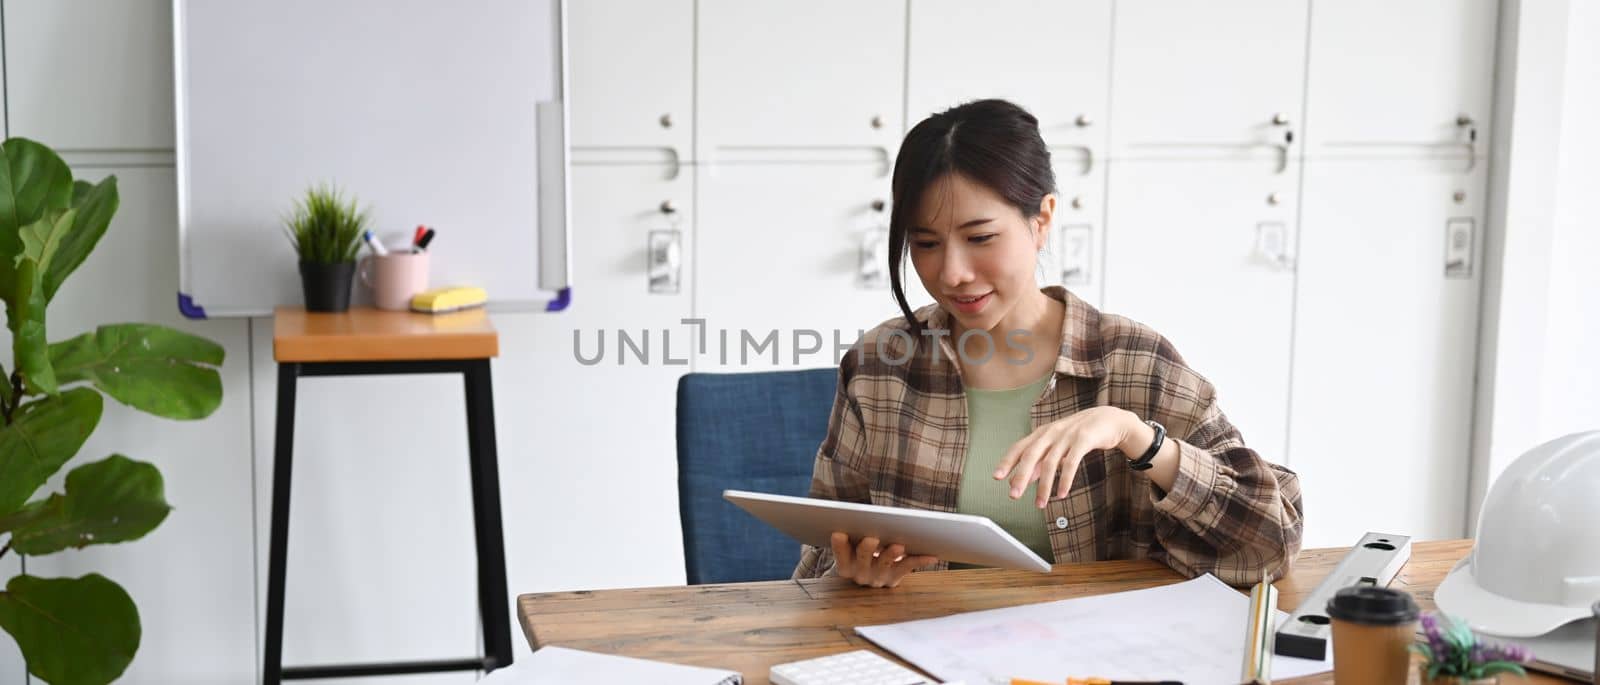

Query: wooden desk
[265,307,511,682]
[519,540,1570,684]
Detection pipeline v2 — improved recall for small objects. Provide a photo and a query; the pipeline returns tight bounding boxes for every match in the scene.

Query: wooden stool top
[273,307,499,362]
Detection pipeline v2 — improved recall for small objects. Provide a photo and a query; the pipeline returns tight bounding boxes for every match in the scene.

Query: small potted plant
[1414,611,1533,684]
[285,182,369,312]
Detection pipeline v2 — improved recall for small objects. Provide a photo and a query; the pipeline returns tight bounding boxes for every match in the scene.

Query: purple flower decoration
[1412,611,1533,681]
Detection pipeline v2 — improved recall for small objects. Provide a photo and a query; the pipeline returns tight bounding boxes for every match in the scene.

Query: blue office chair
[676,368,837,584]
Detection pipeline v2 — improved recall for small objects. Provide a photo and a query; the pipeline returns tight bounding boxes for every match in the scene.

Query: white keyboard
[769,649,933,685]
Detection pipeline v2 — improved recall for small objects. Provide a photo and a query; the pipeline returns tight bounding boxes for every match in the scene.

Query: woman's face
[908,173,1052,334]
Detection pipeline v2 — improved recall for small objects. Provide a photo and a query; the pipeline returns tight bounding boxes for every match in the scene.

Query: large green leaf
[0,139,75,310]
[19,208,75,276]
[10,257,56,394]
[42,178,118,302]
[0,388,102,516]
[0,574,140,685]
[50,324,224,420]
[0,454,170,555]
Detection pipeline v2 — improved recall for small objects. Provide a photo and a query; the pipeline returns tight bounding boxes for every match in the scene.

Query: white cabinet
[1102,160,1297,464]
[1304,0,1498,155]
[1290,158,1485,548]
[695,163,930,371]
[568,0,694,158]
[696,0,905,162]
[495,163,693,593]
[1110,0,1308,155]
[3,0,175,150]
[906,0,1110,152]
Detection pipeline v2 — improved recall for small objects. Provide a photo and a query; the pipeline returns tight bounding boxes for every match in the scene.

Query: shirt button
[1055,516,1069,530]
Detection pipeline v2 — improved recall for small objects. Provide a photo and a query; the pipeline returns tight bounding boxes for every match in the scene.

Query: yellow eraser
[410,286,488,313]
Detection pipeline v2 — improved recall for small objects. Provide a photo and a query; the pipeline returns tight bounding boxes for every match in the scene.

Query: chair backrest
[676,368,837,584]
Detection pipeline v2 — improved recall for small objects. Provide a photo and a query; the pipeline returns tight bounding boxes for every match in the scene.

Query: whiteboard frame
[172,0,572,319]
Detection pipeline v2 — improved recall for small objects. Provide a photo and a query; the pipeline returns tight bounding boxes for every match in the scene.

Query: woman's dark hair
[889,98,1057,334]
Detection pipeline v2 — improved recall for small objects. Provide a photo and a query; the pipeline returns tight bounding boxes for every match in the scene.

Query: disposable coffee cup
[1326,586,1419,685]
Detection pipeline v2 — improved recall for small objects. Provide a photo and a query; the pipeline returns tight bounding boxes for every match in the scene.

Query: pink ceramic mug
[359,252,430,311]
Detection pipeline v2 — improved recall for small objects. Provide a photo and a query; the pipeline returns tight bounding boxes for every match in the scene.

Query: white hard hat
[1435,431,1600,637]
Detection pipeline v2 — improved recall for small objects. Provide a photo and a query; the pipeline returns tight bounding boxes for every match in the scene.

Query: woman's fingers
[830,531,855,573]
[1034,440,1071,507]
[1008,432,1060,497]
[886,555,939,587]
[992,433,1032,481]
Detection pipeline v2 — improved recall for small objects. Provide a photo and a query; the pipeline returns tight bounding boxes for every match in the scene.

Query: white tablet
[723,490,1053,573]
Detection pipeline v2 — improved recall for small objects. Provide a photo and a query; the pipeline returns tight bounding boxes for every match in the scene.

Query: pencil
[1241,571,1279,684]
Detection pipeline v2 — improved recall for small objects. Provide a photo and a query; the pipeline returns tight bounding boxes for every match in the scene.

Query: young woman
[792,99,1303,589]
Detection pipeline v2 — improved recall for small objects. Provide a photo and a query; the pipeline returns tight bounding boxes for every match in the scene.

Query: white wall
[1540,0,1600,440]
[1470,0,1600,526]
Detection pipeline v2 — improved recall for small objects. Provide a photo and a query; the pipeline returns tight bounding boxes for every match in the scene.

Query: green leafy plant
[283,182,369,264]
[1414,611,1532,682]
[0,137,225,684]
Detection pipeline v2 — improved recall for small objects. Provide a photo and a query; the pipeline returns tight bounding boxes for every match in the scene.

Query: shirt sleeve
[792,361,874,579]
[1147,377,1305,586]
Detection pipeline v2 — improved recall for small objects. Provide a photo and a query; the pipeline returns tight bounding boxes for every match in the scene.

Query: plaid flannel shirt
[792,286,1303,586]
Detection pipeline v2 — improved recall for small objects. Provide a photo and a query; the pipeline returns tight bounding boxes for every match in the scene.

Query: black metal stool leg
[264,363,300,685]
[464,359,513,670]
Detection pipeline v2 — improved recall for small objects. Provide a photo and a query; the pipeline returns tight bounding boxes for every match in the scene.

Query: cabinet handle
[660,113,673,129]
[649,229,682,294]
[871,115,885,129]
[871,198,886,213]
[660,200,677,215]
[1075,114,1093,127]
[1272,112,1291,126]
[1267,192,1283,206]
[1071,195,1085,210]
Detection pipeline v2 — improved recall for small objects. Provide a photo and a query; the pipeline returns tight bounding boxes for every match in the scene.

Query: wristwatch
[1128,419,1165,472]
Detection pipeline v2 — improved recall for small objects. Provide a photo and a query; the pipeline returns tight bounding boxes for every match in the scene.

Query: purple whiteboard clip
[178,292,209,319]
[545,286,571,312]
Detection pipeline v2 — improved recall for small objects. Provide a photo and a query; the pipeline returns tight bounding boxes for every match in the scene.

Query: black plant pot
[299,261,355,313]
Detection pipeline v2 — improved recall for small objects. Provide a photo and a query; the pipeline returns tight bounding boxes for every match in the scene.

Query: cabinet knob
[1272,112,1290,126]
[1453,190,1466,204]
[871,115,885,130]
[871,198,886,212]
[660,200,677,214]
[1070,195,1085,210]
[659,113,673,129]
[1267,192,1283,206]
[1075,114,1093,127]
[1456,114,1475,127]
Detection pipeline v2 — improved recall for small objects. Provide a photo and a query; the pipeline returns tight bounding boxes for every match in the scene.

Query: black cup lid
[1325,586,1419,625]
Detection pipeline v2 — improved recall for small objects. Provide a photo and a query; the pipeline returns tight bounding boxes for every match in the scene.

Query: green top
[954,372,1056,567]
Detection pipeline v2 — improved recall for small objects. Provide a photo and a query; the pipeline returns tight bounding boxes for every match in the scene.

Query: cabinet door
[1290,159,1485,548]
[33,167,257,684]
[906,0,1110,153]
[1110,0,1309,154]
[1043,153,1107,309]
[1102,160,1298,463]
[696,0,905,161]
[695,163,932,372]
[4,0,174,150]
[498,162,694,592]
[569,0,693,157]
[1304,0,1498,154]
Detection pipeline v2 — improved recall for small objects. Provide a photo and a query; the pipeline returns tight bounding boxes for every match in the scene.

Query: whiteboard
[175,0,570,318]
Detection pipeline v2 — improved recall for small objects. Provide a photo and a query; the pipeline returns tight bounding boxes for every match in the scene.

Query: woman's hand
[993,406,1140,507]
[828,532,938,588]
